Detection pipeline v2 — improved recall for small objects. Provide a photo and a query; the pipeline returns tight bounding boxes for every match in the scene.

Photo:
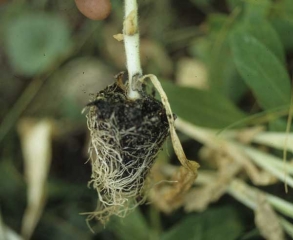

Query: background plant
[0,0,293,239]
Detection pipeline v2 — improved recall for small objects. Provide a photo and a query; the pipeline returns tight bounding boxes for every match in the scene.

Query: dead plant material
[184,153,242,212]
[225,143,277,186]
[18,118,53,240]
[163,162,199,211]
[149,162,198,214]
[113,33,124,42]
[140,74,199,212]
[255,194,284,240]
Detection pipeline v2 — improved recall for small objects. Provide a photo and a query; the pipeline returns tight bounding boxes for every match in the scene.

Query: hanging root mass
[85,79,170,223]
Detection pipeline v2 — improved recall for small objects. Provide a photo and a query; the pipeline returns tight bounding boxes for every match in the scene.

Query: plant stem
[123,0,142,99]
[239,145,293,188]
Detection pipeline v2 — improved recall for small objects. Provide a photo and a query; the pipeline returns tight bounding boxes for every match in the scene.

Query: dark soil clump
[85,78,170,222]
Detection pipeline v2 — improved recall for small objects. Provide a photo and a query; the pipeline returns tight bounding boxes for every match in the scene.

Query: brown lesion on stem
[123,10,138,36]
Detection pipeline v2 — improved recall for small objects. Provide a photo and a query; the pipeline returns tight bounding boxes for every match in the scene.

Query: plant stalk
[123,0,142,99]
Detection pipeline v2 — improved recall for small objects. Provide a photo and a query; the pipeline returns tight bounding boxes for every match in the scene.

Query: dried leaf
[224,143,277,186]
[17,118,54,240]
[175,118,277,185]
[255,194,284,240]
[234,126,265,144]
[141,75,200,213]
[113,33,124,41]
[149,163,198,213]
[164,163,198,208]
[184,161,241,212]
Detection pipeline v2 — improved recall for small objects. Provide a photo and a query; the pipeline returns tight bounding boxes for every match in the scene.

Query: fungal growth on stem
[84,0,199,224]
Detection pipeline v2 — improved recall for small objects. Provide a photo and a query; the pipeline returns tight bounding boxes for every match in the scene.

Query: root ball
[85,80,169,223]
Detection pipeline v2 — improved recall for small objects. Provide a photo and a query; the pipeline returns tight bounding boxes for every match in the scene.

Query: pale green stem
[238,145,293,188]
[227,178,293,237]
[280,218,293,238]
[267,194,293,219]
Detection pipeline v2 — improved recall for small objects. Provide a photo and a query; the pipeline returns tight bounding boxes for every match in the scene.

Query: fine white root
[85,112,166,223]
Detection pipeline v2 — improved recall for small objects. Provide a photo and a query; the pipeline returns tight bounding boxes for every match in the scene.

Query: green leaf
[194,13,247,102]
[207,13,229,34]
[270,17,293,51]
[269,0,293,51]
[190,0,213,8]
[230,30,291,109]
[161,81,245,129]
[240,19,285,62]
[226,0,243,11]
[273,0,293,16]
[5,12,71,76]
[268,118,287,132]
[161,207,244,240]
[109,209,150,240]
[243,0,271,20]
[203,14,232,95]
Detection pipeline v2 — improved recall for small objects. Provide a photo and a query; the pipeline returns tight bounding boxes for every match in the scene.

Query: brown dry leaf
[141,74,199,213]
[184,187,213,212]
[184,160,242,212]
[176,58,208,89]
[255,194,284,240]
[163,162,198,209]
[148,164,175,213]
[17,118,54,240]
[149,163,198,214]
[235,126,265,144]
[113,33,124,41]
[225,143,277,186]
[248,169,277,186]
[149,186,171,213]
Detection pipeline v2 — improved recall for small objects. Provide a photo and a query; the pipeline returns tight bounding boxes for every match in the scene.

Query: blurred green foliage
[0,0,293,239]
[161,207,244,240]
[162,80,246,128]
[230,30,290,109]
[5,12,71,76]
